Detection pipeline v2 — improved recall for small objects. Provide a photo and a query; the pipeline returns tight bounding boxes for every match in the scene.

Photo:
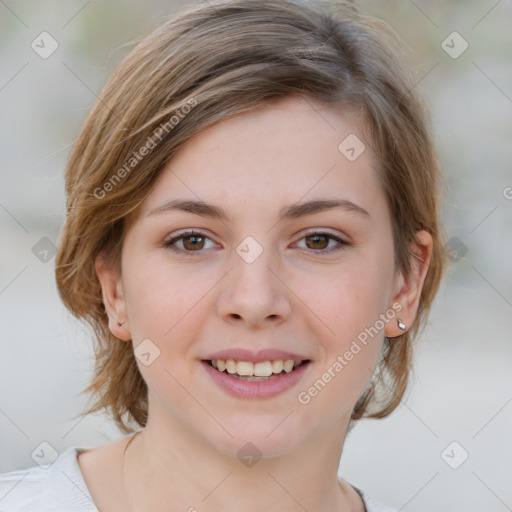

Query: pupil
[185,236,203,250]
[308,235,327,249]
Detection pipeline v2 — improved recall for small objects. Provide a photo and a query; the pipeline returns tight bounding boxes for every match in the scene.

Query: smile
[209,359,307,379]
[201,358,311,398]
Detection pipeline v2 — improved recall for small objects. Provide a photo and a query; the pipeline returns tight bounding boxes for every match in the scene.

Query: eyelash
[162,230,349,255]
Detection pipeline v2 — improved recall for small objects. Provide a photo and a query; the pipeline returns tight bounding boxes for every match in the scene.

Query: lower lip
[201,361,311,399]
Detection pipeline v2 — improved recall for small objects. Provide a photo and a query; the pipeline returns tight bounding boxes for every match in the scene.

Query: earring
[397,318,406,330]
[117,320,125,327]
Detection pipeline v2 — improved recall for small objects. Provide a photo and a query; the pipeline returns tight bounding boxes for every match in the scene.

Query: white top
[0,447,397,511]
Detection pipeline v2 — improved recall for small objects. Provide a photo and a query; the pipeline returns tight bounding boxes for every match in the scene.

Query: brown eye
[163,230,348,256]
[296,231,349,254]
[305,234,330,250]
[163,231,215,254]
[181,234,205,251]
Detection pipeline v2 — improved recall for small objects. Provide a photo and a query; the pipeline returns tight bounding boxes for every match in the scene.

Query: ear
[95,254,132,341]
[384,230,433,338]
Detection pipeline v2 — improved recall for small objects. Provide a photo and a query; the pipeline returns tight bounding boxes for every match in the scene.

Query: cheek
[295,251,392,402]
[301,250,392,338]
[122,252,206,341]
[295,268,387,419]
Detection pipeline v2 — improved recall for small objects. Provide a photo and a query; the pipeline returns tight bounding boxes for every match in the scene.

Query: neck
[122,404,360,512]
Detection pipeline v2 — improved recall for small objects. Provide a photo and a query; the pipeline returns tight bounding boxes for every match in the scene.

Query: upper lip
[204,348,310,363]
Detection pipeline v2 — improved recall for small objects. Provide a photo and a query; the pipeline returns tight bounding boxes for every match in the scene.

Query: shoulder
[340,477,398,512]
[0,446,98,511]
[359,489,398,512]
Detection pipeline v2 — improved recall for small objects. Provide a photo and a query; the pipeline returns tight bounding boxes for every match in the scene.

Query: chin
[202,413,308,460]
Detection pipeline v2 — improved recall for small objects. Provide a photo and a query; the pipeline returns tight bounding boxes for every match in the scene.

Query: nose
[216,247,292,329]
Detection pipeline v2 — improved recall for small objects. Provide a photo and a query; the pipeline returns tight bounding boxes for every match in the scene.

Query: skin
[80,94,433,511]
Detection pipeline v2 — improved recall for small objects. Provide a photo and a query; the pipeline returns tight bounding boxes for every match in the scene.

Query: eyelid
[293,229,350,254]
[297,228,349,242]
[161,230,219,253]
[162,229,350,255]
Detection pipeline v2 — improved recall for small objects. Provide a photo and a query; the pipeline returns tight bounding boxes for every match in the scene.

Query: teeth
[226,359,237,374]
[254,361,273,377]
[283,360,294,373]
[237,361,254,376]
[210,358,305,377]
[272,360,284,373]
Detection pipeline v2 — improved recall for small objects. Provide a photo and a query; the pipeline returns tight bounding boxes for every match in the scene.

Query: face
[98,95,422,458]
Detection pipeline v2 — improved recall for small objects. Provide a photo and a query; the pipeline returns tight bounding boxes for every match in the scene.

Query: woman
[0,0,446,510]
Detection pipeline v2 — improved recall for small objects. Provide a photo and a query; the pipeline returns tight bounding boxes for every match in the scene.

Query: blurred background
[0,1,511,510]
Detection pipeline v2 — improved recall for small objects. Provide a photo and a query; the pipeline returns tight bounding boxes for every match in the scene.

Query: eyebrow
[147,198,370,221]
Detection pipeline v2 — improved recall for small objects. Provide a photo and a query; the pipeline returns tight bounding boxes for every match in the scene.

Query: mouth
[200,347,312,398]
[204,358,311,381]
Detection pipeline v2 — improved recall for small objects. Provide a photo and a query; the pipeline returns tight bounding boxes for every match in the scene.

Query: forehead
[139,95,386,221]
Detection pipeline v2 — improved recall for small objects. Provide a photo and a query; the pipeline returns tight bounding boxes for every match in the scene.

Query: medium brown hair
[56,0,447,433]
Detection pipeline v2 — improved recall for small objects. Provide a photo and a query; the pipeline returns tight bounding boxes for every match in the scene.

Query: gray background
[1,1,511,510]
